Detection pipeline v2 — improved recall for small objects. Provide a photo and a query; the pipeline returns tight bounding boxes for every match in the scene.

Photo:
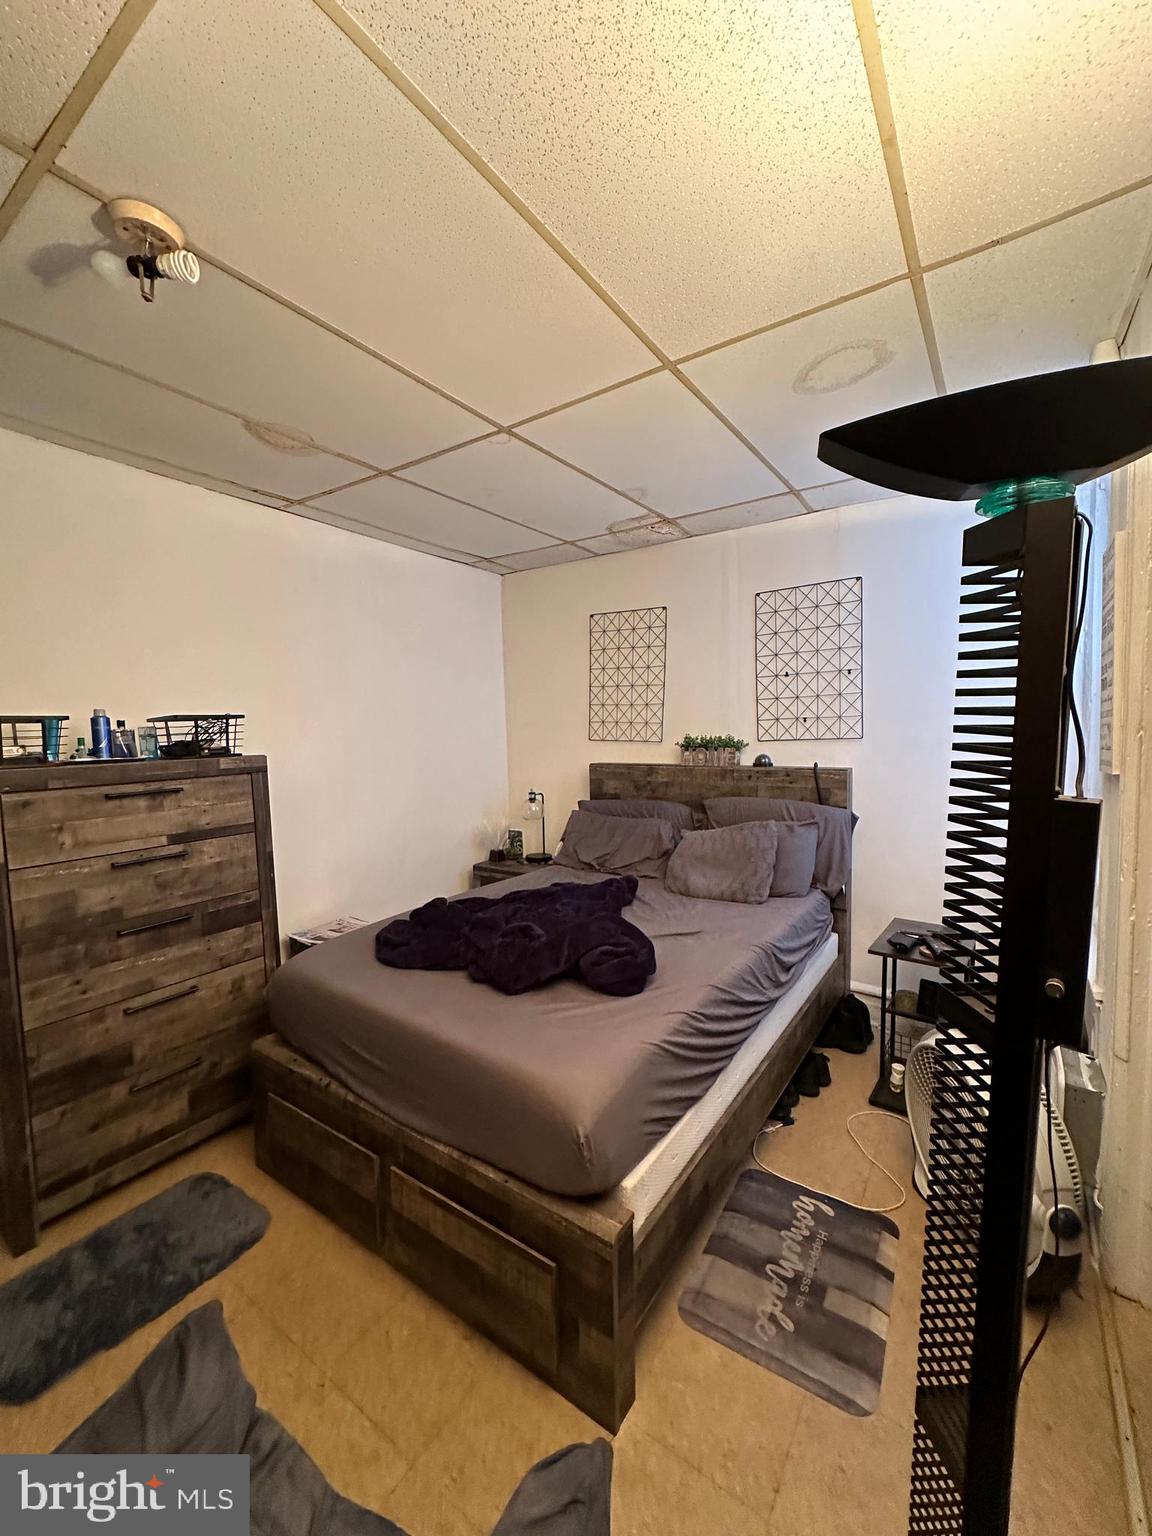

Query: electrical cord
[753,1109,911,1213]
[1015,508,1087,1381]
[1065,510,1093,799]
[1018,1046,1062,1385]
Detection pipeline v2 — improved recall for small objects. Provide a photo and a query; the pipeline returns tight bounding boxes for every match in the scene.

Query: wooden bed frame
[252,764,851,1430]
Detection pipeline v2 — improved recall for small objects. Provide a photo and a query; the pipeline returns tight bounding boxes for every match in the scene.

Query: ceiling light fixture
[97,198,200,304]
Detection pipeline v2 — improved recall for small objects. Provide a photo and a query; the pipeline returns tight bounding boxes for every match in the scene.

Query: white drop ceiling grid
[0,0,1148,577]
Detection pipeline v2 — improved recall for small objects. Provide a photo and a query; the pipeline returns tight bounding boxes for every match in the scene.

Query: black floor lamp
[818,357,1152,1536]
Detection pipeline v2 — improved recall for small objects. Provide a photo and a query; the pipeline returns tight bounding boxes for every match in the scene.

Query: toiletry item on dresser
[70,735,88,760]
[89,708,112,760]
[111,720,138,758]
[137,723,160,759]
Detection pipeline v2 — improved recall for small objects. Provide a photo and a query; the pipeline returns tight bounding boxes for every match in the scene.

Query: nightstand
[472,858,535,887]
[868,918,950,1114]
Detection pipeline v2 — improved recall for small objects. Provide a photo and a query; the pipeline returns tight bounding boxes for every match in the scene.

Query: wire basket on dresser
[147,714,245,758]
[0,716,69,764]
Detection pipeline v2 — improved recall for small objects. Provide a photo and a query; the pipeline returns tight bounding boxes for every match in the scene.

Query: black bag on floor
[816,993,874,1055]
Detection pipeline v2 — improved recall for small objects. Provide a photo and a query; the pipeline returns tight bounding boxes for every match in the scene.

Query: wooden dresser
[0,755,278,1254]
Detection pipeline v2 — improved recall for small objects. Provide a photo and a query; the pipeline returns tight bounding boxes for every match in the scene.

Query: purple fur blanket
[374,876,657,997]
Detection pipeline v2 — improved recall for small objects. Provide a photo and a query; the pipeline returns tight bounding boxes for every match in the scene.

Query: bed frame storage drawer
[259,1094,381,1250]
[387,1167,559,1378]
[2,773,255,869]
[0,757,278,1255]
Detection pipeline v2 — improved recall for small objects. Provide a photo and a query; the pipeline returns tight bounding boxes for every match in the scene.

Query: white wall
[502,496,971,988]
[1096,273,1152,1306]
[0,429,509,937]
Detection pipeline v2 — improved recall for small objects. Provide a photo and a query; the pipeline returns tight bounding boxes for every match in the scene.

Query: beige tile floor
[0,1038,1133,1535]
[1114,1291,1152,1514]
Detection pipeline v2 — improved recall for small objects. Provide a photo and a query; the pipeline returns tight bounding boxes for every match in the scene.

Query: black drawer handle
[115,912,193,938]
[130,1056,204,1094]
[123,983,200,1017]
[104,787,185,801]
[110,848,191,871]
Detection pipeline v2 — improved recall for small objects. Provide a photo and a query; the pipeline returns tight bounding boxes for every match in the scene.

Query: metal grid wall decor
[588,607,667,742]
[755,577,863,741]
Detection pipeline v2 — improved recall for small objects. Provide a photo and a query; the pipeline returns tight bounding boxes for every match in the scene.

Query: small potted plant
[677,733,749,767]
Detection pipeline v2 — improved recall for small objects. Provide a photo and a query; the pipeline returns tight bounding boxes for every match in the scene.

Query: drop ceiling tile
[0,325,354,498]
[518,372,783,514]
[0,177,488,470]
[928,187,1152,393]
[306,474,548,557]
[0,412,288,508]
[802,479,902,511]
[289,501,475,559]
[0,0,127,143]
[498,543,592,571]
[400,438,639,540]
[678,494,806,535]
[683,282,935,489]
[0,147,25,200]
[876,0,1152,263]
[344,0,906,355]
[59,0,652,421]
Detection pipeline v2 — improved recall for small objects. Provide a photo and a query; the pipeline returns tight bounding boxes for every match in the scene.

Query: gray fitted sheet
[268,869,832,1197]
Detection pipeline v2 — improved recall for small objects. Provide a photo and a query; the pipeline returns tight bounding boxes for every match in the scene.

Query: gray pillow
[771,822,820,896]
[665,822,779,903]
[704,797,854,897]
[578,797,695,831]
[555,808,679,878]
[58,1302,612,1536]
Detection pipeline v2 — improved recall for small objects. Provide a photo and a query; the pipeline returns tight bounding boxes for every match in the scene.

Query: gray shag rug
[0,1172,269,1403]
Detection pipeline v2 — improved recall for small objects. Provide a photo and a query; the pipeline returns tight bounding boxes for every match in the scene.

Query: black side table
[867,918,950,1114]
[472,858,535,887]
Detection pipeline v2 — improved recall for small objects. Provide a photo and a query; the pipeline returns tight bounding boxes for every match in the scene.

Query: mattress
[618,931,839,1232]
[268,867,833,1197]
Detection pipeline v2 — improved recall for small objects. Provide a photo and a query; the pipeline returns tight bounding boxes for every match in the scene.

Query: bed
[252,764,851,1429]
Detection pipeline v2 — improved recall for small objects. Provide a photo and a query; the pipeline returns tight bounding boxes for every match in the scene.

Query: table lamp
[525,789,551,863]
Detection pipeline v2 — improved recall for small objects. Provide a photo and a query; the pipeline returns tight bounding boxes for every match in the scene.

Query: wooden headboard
[587,762,852,995]
[588,762,851,818]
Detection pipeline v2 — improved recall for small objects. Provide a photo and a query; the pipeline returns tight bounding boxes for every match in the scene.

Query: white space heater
[906,1030,1086,1300]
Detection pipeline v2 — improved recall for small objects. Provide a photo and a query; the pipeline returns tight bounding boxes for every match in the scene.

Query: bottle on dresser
[89,708,112,760]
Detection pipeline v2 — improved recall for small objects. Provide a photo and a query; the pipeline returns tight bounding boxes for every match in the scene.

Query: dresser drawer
[9,833,258,943]
[25,958,267,1118]
[1,774,254,870]
[17,891,264,1030]
[32,1023,257,1198]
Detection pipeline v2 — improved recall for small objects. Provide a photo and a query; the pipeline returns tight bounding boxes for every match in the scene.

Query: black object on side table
[867,917,950,1114]
[472,858,535,887]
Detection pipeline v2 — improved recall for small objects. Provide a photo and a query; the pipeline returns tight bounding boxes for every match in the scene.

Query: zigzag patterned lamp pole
[818,357,1152,1536]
